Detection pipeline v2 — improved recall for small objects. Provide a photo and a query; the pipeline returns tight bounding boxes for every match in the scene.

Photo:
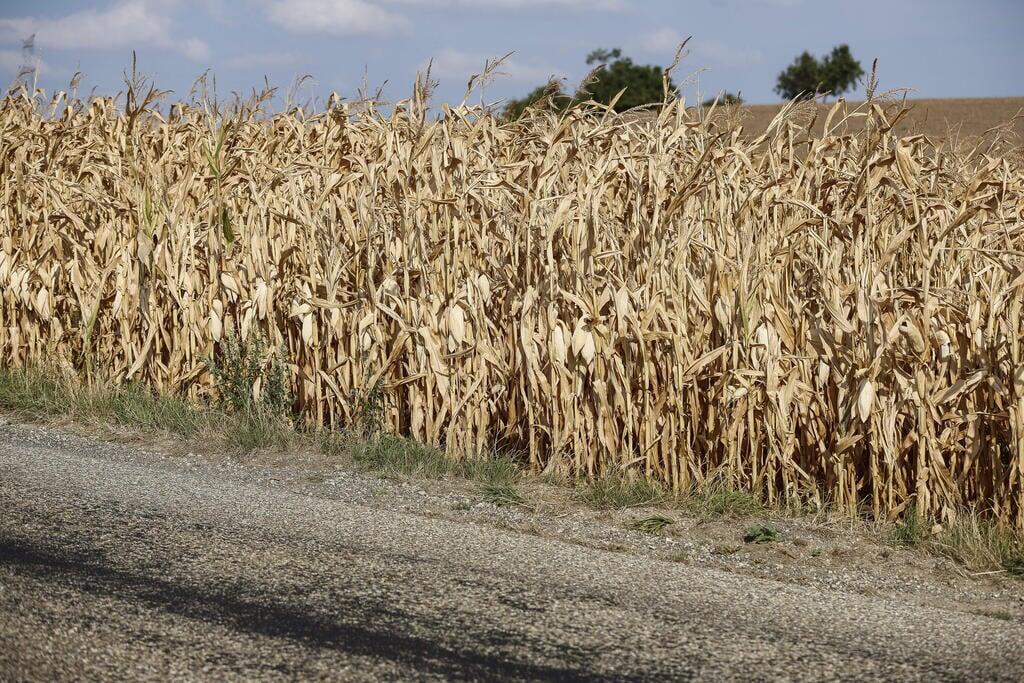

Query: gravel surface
[2,422,1023,681]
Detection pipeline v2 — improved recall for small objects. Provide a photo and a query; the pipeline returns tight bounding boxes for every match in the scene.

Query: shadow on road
[0,536,630,681]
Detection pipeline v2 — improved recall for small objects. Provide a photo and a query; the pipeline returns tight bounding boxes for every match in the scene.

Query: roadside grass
[0,365,73,416]
[0,365,288,452]
[462,454,522,486]
[352,434,454,479]
[223,410,294,452]
[109,385,209,437]
[691,486,763,518]
[2,364,1022,576]
[479,482,527,508]
[351,432,523,489]
[576,471,762,519]
[893,506,928,547]
[928,515,1024,576]
[577,473,668,509]
[315,428,355,458]
[890,505,1024,575]
[629,515,674,535]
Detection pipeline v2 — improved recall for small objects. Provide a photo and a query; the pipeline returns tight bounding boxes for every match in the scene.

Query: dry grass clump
[1,71,1023,526]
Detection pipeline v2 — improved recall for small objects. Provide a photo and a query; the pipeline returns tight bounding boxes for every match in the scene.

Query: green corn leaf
[221,206,234,245]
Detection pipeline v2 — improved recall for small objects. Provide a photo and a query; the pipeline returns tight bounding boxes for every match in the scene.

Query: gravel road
[2,423,1022,681]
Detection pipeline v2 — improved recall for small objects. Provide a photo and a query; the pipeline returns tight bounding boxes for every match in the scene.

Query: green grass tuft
[629,515,674,535]
[927,512,1024,576]
[0,366,70,416]
[893,506,926,547]
[224,411,293,452]
[351,434,523,485]
[316,428,355,458]
[109,385,207,437]
[694,487,763,517]
[351,434,451,478]
[577,474,668,510]
[479,482,526,507]
[461,454,522,486]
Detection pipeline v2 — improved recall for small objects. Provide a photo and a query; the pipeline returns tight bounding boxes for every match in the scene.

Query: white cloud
[724,0,801,5]
[0,48,48,79]
[265,0,624,36]
[265,0,410,34]
[643,29,763,69]
[225,51,301,70]
[181,37,210,62]
[645,27,687,55]
[427,48,563,84]
[395,0,625,8]
[692,41,763,68]
[0,1,209,61]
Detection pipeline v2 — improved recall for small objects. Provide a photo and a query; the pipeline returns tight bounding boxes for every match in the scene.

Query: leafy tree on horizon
[502,83,572,120]
[504,48,675,119]
[702,91,743,107]
[775,44,864,100]
[582,48,671,112]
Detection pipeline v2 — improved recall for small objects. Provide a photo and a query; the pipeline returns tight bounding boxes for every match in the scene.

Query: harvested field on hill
[735,97,1024,145]
[2,83,1024,525]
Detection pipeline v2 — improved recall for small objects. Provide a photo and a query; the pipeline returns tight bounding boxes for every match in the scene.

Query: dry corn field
[2,84,1024,526]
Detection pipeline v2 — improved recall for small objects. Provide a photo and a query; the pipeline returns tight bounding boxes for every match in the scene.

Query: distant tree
[503,83,572,120]
[504,48,675,119]
[775,51,821,100]
[582,48,673,112]
[701,91,743,107]
[775,44,864,100]
[586,48,622,65]
[819,45,864,97]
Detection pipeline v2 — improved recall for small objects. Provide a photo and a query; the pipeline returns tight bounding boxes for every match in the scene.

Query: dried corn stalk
[1,83,1022,525]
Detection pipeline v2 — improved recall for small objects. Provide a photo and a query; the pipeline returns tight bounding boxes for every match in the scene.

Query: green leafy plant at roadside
[209,331,291,418]
[744,523,779,544]
[350,378,385,439]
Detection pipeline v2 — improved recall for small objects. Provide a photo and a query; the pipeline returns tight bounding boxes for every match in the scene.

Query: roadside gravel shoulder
[3,417,1022,624]
[4,417,1024,680]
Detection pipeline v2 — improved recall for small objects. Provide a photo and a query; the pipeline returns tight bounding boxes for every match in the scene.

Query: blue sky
[1,0,1022,107]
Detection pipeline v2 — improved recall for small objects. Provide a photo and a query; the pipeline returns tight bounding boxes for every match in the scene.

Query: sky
[1,0,1022,109]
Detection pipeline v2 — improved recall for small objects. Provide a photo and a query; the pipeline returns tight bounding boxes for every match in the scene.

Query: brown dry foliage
[2,82,1024,525]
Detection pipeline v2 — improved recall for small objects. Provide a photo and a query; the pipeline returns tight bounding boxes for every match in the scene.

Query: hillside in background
[730,97,1024,144]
